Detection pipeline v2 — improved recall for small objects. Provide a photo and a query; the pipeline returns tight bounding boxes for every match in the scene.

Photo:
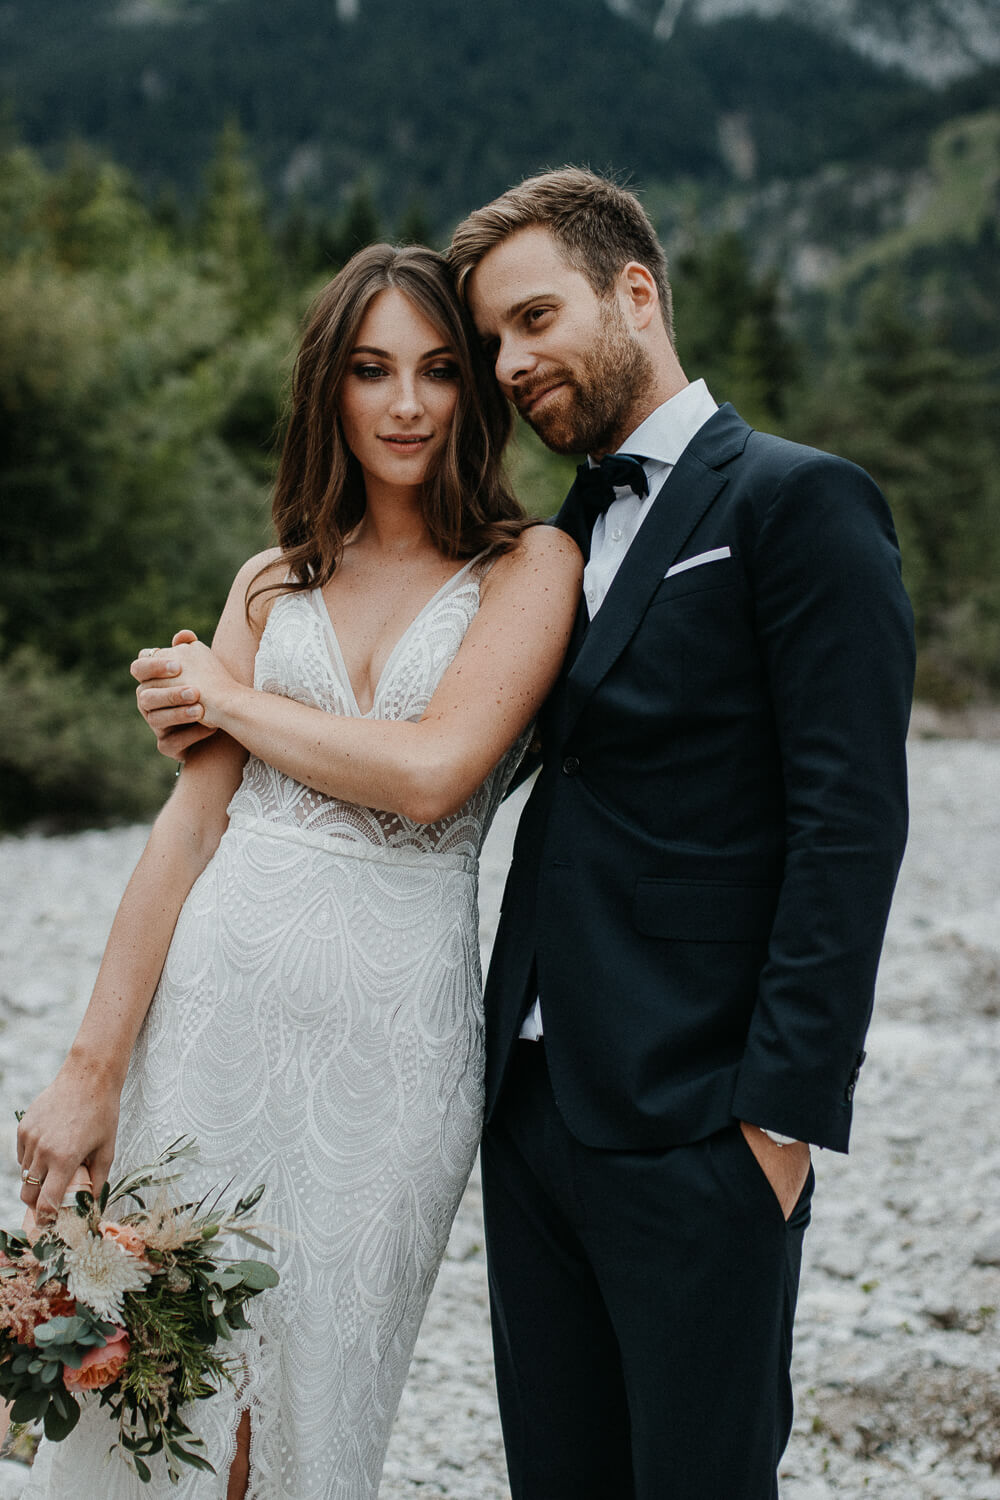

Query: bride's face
[337,288,461,497]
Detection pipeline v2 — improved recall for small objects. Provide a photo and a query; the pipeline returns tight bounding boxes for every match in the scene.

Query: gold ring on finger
[25,1174,42,1187]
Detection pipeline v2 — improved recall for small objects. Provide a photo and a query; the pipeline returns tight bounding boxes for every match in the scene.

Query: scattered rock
[972,1228,1000,1267]
[2,741,999,1498]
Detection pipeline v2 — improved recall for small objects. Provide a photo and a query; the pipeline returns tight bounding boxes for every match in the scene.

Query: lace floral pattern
[24,558,526,1499]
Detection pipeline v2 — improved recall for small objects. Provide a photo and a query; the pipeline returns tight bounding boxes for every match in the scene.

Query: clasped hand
[131,630,225,758]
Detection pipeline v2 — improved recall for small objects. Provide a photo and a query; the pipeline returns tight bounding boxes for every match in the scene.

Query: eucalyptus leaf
[10,1389,48,1423]
[35,1316,90,1345]
[229,1259,279,1289]
[175,1447,217,1473]
[229,1226,276,1253]
[44,1395,81,1442]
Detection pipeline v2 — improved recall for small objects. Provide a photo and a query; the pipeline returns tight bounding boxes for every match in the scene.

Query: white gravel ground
[1,732,998,1498]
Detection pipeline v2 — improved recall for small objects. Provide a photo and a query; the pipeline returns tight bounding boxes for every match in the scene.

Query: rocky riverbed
[1,732,998,1498]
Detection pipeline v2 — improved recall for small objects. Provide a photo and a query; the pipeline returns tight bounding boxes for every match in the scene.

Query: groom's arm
[731,450,915,1153]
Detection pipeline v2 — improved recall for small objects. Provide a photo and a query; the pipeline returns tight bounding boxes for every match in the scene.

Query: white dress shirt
[519,380,719,1041]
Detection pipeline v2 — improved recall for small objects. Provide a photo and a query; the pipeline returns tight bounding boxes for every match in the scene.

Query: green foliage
[2,69,998,831]
[672,231,800,425]
[789,276,1000,701]
[196,119,283,327]
[331,179,382,262]
[506,422,578,520]
[396,194,437,250]
[0,136,282,828]
[0,645,175,828]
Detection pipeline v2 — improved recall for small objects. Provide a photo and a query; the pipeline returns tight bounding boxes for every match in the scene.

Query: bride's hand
[17,1065,121,1224]
[164,640,239,730]
[21,1165,93,1241]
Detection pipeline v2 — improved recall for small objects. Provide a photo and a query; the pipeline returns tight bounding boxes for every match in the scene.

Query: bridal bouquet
[0,1138,278,1483]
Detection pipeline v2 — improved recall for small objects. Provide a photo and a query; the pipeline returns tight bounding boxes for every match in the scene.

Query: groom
[132,168,914,1498]
[445,169,914,1499]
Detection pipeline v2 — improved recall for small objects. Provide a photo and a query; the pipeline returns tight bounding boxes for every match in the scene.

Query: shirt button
[585,586,597,604]
[562,755,581,777]
[610,527,623,543]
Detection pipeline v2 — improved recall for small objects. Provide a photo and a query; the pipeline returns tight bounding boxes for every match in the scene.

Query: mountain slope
[610,0,1000,82]
[2,0,985,227]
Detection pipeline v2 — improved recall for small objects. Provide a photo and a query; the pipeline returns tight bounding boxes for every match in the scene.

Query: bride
[15,242,581,1499]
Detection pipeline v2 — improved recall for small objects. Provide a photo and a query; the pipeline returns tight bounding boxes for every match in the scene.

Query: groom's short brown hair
[449,166,674,345]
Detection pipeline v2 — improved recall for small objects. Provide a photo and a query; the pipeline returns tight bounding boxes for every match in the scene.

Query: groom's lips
[518,382,565,417]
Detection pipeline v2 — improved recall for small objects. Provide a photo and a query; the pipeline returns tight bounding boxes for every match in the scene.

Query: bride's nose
[389,374,423,421]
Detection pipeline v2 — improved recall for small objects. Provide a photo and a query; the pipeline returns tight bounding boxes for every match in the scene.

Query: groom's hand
[739,1122,811,1220]
[131,629,217,761]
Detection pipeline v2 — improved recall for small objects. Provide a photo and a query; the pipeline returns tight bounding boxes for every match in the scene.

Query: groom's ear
[619,261,660,331]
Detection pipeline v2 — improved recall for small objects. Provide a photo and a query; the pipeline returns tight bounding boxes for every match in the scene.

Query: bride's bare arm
[15,555,274,1220]
[135,527,582,825]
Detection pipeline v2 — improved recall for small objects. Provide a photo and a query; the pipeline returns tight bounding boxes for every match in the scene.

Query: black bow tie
[575,453,649,529]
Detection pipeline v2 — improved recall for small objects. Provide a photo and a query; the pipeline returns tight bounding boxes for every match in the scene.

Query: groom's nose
[493,333,537,393]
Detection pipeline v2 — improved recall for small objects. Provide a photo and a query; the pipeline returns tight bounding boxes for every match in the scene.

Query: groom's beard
[516,304,656,457]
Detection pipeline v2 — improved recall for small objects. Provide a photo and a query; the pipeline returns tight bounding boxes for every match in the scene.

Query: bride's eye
[426,362,459,382]
[352,363,387,380]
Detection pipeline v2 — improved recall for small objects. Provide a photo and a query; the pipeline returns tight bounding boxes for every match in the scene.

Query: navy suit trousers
[482,1041,814,1500]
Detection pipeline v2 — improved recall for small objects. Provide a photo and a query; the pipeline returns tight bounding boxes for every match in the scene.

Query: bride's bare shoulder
[233,547,290,634]
[483,523,583,595]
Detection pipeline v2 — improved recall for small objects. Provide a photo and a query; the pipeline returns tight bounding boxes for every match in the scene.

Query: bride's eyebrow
[350,345,455,359]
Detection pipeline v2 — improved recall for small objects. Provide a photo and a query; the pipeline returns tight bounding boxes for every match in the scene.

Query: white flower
[54,1207,92,1252]
[65,1231,151,1322]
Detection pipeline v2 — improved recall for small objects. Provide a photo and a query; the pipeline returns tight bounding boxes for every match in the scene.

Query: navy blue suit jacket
[483,404,915,1153]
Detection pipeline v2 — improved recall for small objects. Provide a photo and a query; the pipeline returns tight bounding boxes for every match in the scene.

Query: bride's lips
[378,434,433,451]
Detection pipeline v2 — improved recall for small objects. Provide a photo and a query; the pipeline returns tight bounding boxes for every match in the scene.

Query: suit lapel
[555,404,751,739]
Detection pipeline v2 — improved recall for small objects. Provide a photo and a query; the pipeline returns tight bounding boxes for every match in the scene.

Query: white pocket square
[664,546,732,578]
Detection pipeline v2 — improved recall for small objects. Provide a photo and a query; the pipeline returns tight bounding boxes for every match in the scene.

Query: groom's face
[465,226,654,457]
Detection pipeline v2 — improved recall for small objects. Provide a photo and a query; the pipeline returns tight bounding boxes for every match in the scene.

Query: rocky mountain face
[3,0,997,284]
[607,0,1000,81]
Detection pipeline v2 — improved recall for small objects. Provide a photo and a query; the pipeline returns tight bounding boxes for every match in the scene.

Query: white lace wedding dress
[24,554,525,1500]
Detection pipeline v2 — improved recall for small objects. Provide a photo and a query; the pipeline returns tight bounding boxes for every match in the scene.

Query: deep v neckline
[312,552,485,717]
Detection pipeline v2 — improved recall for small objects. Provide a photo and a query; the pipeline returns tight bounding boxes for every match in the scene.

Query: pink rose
[100,1221,148,1261]
[63,1327,130,1391]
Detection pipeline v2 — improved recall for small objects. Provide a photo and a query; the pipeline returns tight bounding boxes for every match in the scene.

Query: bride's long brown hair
[251,243,528,611]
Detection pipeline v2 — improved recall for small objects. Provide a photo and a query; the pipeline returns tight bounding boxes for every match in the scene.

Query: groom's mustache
[511,368,575,417]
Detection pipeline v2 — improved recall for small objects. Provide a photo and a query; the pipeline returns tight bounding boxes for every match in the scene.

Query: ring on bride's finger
[20,1167,30,1181]
[25,1175,42,1187]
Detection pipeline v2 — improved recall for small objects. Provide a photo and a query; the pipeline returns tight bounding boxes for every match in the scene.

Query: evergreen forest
[1,1,999,827]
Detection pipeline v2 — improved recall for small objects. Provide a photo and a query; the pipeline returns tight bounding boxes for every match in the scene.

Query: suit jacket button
[562,755,581,776]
